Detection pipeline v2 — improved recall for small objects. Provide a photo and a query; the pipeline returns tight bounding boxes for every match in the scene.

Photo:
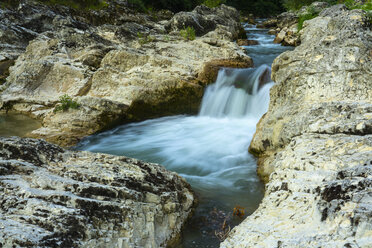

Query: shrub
[203,0,226,8]
[54,94,80,113]
[297,6,318,30]
[37,0,108,10]
[179,26,196,41]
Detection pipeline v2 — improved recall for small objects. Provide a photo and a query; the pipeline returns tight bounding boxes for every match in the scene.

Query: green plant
[203,0,226,8]
[297,6,318,30]
[37,0,108,10]
[137,32,155,45]
[53,94,80,113]
[179,26,196,41]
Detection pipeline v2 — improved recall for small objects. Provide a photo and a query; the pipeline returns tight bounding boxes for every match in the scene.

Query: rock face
[0,137,195,247]
[0,1,252,146]
[222,6,372,248]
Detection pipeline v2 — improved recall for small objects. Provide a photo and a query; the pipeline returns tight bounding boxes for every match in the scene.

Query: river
[75,22,293,247]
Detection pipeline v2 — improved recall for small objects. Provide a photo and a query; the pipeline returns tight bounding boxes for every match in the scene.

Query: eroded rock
[221,6,372,248]
[0,2,252,146]
[0,137,195,247]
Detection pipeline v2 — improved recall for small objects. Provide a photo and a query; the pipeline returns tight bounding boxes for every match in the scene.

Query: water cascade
[76,22,293,247]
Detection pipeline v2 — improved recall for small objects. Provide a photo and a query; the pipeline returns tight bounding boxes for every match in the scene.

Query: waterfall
[199,64,273,118]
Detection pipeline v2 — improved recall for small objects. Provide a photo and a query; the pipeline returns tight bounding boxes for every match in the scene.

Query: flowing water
[76,22,293,247]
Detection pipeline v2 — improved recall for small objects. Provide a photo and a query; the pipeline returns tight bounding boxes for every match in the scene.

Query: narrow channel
[75,22,293,247]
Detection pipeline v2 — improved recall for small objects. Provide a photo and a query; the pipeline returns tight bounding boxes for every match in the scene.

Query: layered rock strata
[222,5,372,248]
[0,137,195,247]
[0,1,252,146]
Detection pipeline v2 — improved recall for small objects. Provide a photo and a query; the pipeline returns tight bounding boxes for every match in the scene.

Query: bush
[54,95,80,113]
[297,6,318,30]
[179,26,196,41]
[203,0,226,8]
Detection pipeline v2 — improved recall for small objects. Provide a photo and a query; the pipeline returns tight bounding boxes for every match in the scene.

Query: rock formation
[0,1,252,146]
[222,5,372,248]
[264,1,330,46]
[0,136,195,247]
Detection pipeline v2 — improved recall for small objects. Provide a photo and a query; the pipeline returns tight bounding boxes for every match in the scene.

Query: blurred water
[76,22,293,247]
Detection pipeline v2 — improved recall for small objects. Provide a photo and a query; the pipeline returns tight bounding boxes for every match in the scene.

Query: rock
[268,29,276,35]
[221,7,372,248]
[276,11,298,29]
[0,136,195,247]
[0,2,252,146]
[237,39,259,46]
[261,18,278,28]
[197,57,254,85]
[165,4,241,40]
[298,1,330,16]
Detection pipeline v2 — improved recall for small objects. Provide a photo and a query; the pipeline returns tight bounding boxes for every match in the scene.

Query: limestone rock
[237,39,259,46]
[0,136,195,247]
[165,4,241,39]
[0,2,252,146]
[222,7,372,248]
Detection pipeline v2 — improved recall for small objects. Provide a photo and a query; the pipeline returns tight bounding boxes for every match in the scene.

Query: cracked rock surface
[0,137,195,247]
[221,6,372,248]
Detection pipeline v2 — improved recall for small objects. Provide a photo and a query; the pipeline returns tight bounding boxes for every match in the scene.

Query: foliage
[202,0,226,8]
[297,6,318,30]
[137,32,155,45]
[53,95,80,113]
[179,26,196,40]
[36,0,108,10]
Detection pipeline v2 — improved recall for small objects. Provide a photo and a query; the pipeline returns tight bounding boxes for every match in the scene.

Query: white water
[77,66,273,204]
[76,22,294,247]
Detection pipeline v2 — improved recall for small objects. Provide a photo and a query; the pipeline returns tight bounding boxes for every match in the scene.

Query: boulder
[0,136,195,247]
[222,7,372,248]
[165,4,241,39]
[237,39,259,46]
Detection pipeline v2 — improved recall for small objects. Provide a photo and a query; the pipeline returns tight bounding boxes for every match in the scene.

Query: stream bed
[76,23,293,247]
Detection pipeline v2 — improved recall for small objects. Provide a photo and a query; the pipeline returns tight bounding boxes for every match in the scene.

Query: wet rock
[222,7,372,248]
[236,39,259,46]
[0,136,195,247]
[197,58,254,85]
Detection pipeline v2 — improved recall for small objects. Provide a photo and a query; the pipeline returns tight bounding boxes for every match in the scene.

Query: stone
[0,1,252,147]
[165,4,241,40]
[268,29,276,35]
[197,58,254,85]
[222,7,372,248]
[0,136,195,247]
[236,39,259,46]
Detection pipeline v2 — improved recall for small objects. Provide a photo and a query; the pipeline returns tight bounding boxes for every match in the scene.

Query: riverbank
[222,5,372,247]
[0,0,251,147]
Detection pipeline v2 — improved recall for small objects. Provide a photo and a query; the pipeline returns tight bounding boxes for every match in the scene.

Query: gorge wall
[222,5,372,248]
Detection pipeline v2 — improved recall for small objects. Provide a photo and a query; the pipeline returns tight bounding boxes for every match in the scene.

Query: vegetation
[54,95,80,113]
[137,32,155,45]
[297,6,318,30]
[179,26,196,41]
[1,0,108,10]
[203,0,226,8]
